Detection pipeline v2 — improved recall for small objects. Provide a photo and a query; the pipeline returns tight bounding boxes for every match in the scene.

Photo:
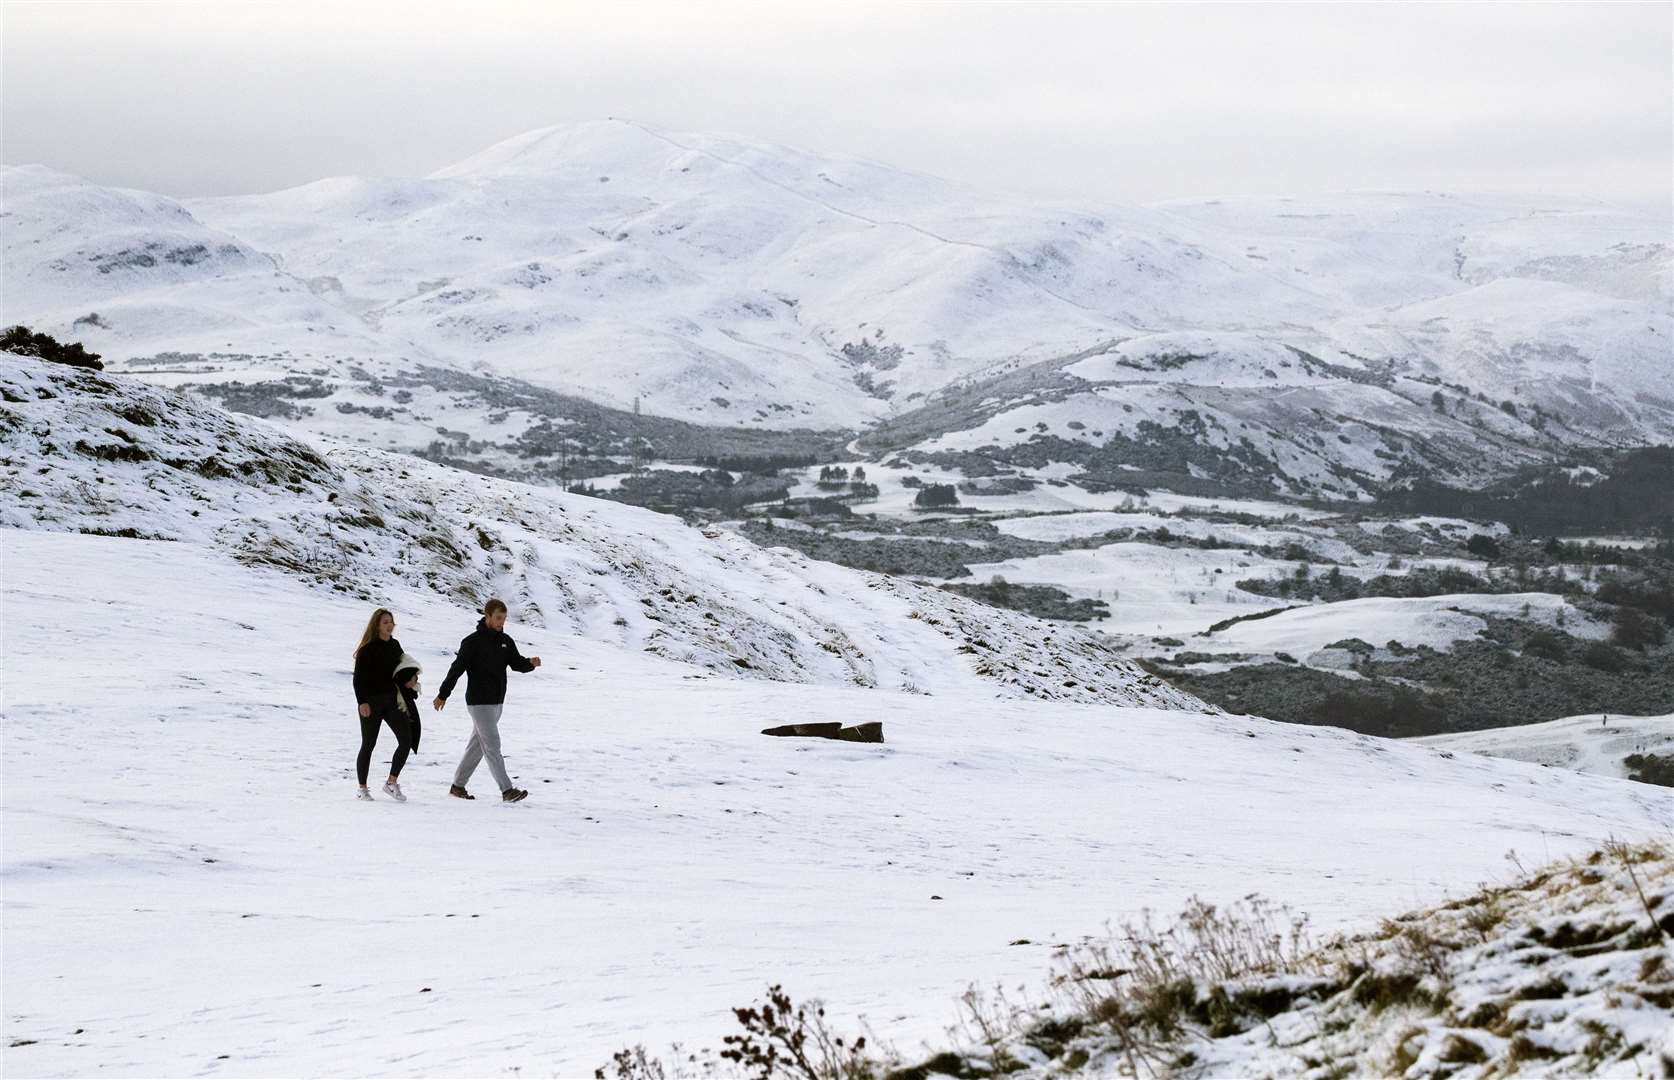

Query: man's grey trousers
[455,704,512,791]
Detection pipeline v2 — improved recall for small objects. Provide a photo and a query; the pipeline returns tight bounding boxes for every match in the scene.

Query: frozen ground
[915,839,1674,1078]
[1191,593,1608,661]
[1417,712,1674,780]
[963,542,1301,636]
[992,510,1360,562]
[3,529,1668,1077]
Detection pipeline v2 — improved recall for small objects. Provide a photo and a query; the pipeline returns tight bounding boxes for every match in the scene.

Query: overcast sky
[3,1,1670,211]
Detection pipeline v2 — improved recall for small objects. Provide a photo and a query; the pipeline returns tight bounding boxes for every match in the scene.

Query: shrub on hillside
[1305,685,1447,737]
[1623,753,1674,787]
[1521,629,1571,662]
[1,325,103,370]
[914,483,960,508]
[1596,574,1674,623]
[596,984,871,1080]
[941,577,1111,622]
[1579,641,1630,673]
[1611,605,1668,651]
[1465,534,1501,559]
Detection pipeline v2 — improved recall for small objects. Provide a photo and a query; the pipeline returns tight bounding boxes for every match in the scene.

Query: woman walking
[352,607,417,801]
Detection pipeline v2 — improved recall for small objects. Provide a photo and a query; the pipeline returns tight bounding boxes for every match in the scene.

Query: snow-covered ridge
[0,354,1199,708]
[1416,712,1674,781]
[3,119,1668,454]
[0,164,376,361]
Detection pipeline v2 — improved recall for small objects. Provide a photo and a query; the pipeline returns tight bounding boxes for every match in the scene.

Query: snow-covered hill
[878,839,1674,1078]
[3,120,1669,492]
[1183,593,1606,666]
[862,320,1669,500]
[0,354,1196,708]
[1417,712,1674,780]
[3,528,1667,1078]
[0,164,390,366]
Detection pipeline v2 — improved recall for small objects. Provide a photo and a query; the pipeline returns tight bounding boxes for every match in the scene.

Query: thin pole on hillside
[632,395,646,477]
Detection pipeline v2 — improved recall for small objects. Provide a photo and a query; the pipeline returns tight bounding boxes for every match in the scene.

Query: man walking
[434,598,541,802]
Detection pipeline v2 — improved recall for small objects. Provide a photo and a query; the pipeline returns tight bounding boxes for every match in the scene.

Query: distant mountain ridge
[2,119,1669,497]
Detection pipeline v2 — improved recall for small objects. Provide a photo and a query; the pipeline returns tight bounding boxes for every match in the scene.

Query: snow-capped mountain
[3,119,1668,495]
[0,164,388,362]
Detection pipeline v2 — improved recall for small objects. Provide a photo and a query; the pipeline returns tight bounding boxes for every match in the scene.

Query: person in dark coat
[433,598,540,802]
[352,607,417,802]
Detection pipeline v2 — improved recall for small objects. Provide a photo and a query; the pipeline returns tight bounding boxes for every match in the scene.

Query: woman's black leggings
[357,703,415,785]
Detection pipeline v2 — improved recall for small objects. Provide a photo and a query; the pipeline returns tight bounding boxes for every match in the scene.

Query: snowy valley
[2,355,1670,1077]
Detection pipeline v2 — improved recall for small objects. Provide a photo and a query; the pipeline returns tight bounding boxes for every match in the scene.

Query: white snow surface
[1416,713,1674,781]
[963,542,1304,636]
[955,839,1674,1079]
[4,529,1668,1078]
[992,511,1357,561]
[1192,593,1608,661]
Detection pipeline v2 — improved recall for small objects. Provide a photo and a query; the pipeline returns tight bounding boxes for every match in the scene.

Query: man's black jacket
[437,620,535,706]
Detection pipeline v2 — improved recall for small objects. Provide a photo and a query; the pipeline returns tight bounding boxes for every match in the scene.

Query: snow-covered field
[1417,712,1674,780]
[775,462,1327,523]
[1192,593,1608,662]
[4,529,1668,1078]
[964,542,1300,636]
[992,510,1359,562]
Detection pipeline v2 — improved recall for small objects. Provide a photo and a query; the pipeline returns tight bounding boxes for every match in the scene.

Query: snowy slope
[870,322,1663,499]
[0,165,396,365]
[1416,712,1674,780]
[0,354,1197,709]
[2,529,1667,1078]
[964,541,1303,637]
[893,839,1674,1079]
[4,120,1669,463]
[1191,593,1608,663]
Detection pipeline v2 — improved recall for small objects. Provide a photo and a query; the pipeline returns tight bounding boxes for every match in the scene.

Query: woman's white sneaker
[382,781,407,802]
[357,787,375,801]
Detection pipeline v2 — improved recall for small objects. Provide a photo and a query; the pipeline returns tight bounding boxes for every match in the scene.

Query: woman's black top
[353,636,404,707]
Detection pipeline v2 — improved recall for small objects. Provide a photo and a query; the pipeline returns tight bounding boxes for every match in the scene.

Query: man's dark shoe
[502,788,528,803]
[449,784,476,800]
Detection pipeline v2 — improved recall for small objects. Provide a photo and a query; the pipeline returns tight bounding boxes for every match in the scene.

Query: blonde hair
[483,598,507,617]
[354,608,394,657]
